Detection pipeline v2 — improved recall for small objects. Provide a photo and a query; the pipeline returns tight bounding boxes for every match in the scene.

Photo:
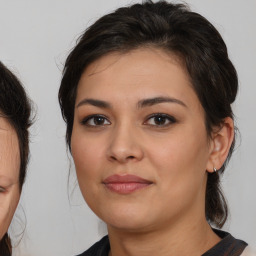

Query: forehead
[76,48,200,108]
[85,48,185,74]
[0,116,20,184]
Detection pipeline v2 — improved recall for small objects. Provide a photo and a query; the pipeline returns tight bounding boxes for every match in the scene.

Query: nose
[106,124,144,163]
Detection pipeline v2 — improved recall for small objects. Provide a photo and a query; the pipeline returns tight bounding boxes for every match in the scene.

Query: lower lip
[104,182,151,194]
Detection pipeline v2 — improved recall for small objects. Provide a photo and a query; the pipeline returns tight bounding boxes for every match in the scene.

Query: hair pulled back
[0,61,32,256]
[59,0,238,228]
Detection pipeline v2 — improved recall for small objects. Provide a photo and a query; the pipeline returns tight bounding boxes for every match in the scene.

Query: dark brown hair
[59,0,237,228]
[0,61,32,256]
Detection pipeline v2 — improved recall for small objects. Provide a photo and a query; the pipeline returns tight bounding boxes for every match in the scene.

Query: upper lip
[103,174,152,184]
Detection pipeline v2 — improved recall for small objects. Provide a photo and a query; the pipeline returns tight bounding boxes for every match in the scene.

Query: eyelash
[81,115,111,127]
[81,113,176,128]
[144,113,177,127]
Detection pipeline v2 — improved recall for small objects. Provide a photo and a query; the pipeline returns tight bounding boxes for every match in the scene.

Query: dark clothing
[77,236,109,256]
[202,229,247,256]
[76,229,247,256]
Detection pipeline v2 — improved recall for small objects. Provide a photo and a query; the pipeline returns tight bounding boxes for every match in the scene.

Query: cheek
[71,134,108,214]
[148,131,208,169]
[0,187,20,239]
[71,134,105,189]
[146,127,209,195]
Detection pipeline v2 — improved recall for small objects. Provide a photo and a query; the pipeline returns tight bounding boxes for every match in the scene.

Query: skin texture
[71,48,234,256]
[0,117,20,239]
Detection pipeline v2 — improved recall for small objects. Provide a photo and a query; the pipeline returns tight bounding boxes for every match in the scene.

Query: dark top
[76,229,247,256]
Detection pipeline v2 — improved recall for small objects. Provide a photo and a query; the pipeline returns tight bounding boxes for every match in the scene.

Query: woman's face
[71,48,216,232]
[0,117,20,239]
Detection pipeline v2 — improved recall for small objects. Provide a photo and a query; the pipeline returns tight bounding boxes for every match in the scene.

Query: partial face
[71,48,214,232]
[0,117,20,239]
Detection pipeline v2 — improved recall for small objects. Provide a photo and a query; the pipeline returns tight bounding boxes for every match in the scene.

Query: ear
[206,117,234,173]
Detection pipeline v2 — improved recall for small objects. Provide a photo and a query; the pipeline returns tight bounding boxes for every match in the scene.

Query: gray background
[0,0,255,255]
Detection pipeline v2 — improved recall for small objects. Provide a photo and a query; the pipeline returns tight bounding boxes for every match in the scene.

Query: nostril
[109,155,135,162]
[110,156,117,161]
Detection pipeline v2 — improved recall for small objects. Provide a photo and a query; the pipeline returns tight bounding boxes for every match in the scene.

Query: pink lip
[103,174,152,194]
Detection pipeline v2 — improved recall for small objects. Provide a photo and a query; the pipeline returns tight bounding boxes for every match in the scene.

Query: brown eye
[153,116,167,125]
[81,115,111,126]
[145,114,176,127]
[92,116,105,125]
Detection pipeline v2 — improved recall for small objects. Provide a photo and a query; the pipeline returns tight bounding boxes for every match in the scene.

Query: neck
[107,215,220,256]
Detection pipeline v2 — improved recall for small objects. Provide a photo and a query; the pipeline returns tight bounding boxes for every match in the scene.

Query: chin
[107,218,151,232]
[97,205,155,232]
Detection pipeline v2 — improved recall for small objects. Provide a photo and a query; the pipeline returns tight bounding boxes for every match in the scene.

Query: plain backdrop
[0,0,255,255]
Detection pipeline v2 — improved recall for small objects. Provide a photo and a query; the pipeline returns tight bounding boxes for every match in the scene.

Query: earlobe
[206,117,234,173]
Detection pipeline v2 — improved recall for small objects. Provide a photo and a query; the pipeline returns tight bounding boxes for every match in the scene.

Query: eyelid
[144,113,177,126]
[80,114,111,126]
[79,113,176,128]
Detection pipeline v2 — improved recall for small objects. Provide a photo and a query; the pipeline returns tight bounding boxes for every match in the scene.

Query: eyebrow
[137,96,187,108]
[76,99,111,108]
[76,96,187,109]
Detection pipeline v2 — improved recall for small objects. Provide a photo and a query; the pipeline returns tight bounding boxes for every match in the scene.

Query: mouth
[102,174,153,194]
